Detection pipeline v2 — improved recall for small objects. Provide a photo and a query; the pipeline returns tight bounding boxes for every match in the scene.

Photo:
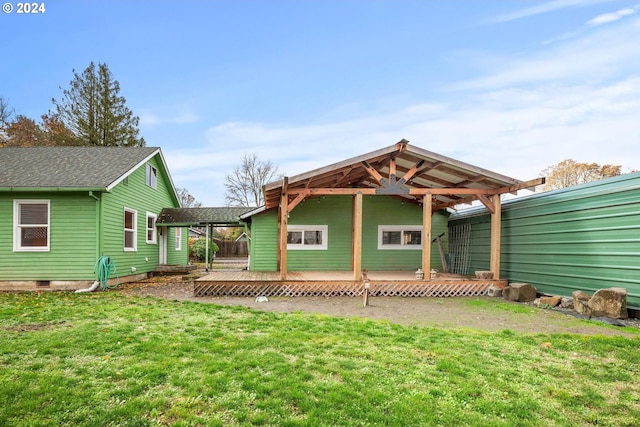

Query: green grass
[1,292,639,426]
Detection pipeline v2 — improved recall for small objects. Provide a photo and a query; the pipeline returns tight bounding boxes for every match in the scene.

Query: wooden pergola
[263,140,544,281]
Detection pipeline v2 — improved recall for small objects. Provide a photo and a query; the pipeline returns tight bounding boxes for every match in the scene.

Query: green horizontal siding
[449,172,640,309]
[248,195,449,272]
[249,209,278,271]
[101,155,185,276]
[0,193,98,280]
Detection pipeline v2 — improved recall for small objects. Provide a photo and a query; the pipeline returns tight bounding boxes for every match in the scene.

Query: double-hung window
[146,212,157,244]
[124,208,137,251]
[378,225,422,250]
[287,225,328,250]
[14,200,50,251]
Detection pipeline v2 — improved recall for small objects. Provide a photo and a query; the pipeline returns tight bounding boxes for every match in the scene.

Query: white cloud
[138,108,199,127]
[587,5,639,25]
[489,0,611,24]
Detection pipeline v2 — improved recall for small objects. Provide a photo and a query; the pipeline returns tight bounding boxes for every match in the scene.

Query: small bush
[191,238,219,261]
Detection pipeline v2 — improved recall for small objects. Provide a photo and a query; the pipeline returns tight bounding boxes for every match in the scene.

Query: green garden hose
[94,256,119,290]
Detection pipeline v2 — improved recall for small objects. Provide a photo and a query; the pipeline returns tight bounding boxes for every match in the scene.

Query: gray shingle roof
[0,146,160,189]
[157,207,255,226]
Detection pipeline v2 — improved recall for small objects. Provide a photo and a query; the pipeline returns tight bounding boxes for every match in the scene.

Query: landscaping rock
[589,287,628,319]
[503,283,537,302]
[487,285,502,297]
[475,271,494,279]
[560,297,573,309]
[572,291,592,316]
[539,295,562,307]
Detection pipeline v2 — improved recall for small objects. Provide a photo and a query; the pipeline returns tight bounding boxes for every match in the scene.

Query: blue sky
[2,0,639,206]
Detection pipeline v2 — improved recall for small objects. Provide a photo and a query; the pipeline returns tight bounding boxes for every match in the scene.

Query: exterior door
[159,226,167,265]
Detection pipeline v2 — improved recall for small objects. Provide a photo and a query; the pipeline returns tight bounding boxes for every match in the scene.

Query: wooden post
[352,192,363,281]
[422,194,432,280]
[279,181,289,280]
[490,195,501,279]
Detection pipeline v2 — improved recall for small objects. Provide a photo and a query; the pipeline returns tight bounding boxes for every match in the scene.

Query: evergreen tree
[51,62,145,147]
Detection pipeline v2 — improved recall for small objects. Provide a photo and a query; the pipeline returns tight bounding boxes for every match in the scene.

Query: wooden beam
[352,193,363,281]
[389,158,397,178]
[476,194,496,214]
[287,191,309,213]
[422,194,432,280]
[399,159,425,183]
[361,160,385,184]
[279,178,289,280]
[287,187,497,196]
[489,177,546,195]
[490,195,501,280]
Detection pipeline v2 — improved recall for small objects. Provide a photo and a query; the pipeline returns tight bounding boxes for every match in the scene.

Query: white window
[146,163,157,189]
[378,225,422,250]
[175,228,182,251]
[124,208,137,251]
[146,212,157,244]
[287,225,328,250]
[14,200,50,252]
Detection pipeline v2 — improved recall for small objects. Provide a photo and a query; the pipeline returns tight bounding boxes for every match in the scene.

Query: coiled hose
[94,256,119,290]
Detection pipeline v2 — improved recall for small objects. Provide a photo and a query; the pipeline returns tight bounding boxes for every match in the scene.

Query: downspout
[89,191,102,256]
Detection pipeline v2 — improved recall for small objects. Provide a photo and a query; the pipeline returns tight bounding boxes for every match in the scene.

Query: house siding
[0,192,98,280]
[248,195,449,272]
[449,172,640,309]
[101,155,186,276]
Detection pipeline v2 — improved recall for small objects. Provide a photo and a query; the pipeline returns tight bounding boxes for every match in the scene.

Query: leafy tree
[51,62,145,147]
[540,159,622,191]
[224,153,281,207]
[176,188,203,208]
[3,115,47,146]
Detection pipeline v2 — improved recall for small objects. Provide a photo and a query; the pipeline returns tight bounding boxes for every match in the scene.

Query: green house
[241,141,540,280]
[0,147,188,291]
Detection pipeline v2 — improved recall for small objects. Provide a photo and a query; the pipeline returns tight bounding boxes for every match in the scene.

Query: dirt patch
[119,277,639,337]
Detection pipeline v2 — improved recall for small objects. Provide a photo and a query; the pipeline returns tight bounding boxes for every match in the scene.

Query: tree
[176,188,203,208]
[3,115,47,147]
[540,159,622,191]
[224,153,281,207]
[0,96,15,145]
[51,62,145,147]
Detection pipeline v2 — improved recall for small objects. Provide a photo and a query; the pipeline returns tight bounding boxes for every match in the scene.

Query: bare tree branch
[224,153,281,207]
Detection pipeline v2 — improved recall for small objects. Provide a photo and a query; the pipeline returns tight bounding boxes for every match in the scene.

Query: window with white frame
[378,225,422,250]
[124,208,137,251]
[146,212,157,244]
[286,225,328,250]
[146,163,157,189]
[175,228,182,250]
[14,200,50,251]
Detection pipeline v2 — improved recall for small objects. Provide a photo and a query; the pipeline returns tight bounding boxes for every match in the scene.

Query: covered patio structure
[193,140,544,297]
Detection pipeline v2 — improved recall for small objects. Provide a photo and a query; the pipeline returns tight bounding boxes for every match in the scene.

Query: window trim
[175,227,182,251]
[287,225,328,250]
[377,225,423,250]
[124,208,137,252]
[13,199,50,252]
[146,212,157,244]
[146,163,157,189]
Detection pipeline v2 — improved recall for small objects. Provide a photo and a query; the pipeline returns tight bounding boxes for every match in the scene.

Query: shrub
[191,238,219,261]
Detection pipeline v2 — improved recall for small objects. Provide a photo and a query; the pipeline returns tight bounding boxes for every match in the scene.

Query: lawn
[1,291,639,426]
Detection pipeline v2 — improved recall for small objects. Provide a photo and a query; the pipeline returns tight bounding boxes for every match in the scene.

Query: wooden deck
[194,270,507,298]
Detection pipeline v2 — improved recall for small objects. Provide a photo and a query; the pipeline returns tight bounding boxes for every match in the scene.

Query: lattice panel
[194,280,496,298]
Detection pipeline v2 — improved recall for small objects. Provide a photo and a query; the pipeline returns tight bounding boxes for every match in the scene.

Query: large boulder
[572,288,628,319]
[503,283,537,302]
[589,287,628,319]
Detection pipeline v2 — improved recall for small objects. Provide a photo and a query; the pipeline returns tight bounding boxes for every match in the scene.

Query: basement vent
[36,281,50,288]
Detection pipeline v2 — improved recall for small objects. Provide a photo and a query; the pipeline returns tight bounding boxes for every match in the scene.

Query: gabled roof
[262,140,542,211]
[0,146,163,191]
[157,207,255,226]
